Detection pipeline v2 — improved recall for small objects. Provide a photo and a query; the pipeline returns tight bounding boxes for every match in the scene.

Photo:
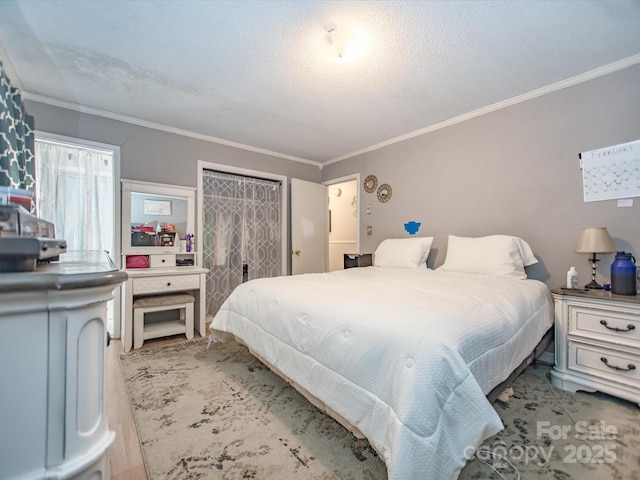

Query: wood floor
[106,333,197,480]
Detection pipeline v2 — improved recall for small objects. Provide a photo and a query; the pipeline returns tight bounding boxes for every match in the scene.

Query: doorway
[326,176,359,271]
[198,162,287,319]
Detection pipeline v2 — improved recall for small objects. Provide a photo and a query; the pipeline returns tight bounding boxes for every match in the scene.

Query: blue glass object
[611,251,637,295]
[404,221,421,235]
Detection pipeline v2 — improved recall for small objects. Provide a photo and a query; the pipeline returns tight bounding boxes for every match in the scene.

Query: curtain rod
[203,168,282,185]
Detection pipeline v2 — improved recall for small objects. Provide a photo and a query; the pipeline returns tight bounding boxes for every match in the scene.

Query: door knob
[293,250,301,256]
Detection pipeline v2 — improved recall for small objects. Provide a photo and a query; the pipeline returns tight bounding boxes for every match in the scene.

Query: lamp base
[585,279,603,290]
[585,253,603,290]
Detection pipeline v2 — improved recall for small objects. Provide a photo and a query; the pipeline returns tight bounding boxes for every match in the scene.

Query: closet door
[202,170,282,316]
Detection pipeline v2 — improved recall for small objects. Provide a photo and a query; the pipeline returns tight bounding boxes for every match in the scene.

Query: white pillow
[374,237,434,269]
[436,235,538,279]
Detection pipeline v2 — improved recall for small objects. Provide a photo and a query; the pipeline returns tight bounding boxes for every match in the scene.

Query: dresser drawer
[133,274,200,295]
[568,340,640,387]
[569,305,640,347]
[149,254,176,268]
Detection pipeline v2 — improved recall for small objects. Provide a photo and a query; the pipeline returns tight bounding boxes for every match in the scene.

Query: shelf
[142,321,187,340]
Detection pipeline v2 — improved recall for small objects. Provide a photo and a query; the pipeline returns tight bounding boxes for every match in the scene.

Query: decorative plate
[363,175,378,193]
[377,183,392,203]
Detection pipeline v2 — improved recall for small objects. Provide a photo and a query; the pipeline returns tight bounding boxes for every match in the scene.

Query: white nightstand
[551,288,640,406]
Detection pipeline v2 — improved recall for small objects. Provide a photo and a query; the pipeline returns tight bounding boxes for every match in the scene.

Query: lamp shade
[575,227,616,253]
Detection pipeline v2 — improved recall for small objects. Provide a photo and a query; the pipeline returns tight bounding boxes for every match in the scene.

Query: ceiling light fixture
[324,24,368,62]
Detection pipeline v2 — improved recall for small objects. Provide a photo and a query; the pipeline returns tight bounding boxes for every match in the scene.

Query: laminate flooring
[107,334,194,480]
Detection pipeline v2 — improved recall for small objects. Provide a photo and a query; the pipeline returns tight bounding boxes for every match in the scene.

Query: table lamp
[575,227,616,289]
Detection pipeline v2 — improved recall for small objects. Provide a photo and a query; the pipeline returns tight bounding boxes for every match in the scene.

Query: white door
[291,178,327,275]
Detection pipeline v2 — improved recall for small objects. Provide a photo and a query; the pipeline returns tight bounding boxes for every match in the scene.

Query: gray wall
[322,65,640,290]
[24,101,321,187]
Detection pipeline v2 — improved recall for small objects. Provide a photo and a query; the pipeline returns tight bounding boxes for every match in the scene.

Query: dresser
[551,288,640,406]
[0,251,127,480]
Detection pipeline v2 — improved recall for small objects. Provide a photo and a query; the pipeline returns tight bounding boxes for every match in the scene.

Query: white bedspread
[209,267,553,479]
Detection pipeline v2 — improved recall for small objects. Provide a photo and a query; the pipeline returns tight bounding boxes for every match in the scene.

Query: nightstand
[550,288,640,406]
[344,253,373,269]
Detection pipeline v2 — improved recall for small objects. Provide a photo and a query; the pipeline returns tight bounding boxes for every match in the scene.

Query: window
[35,134,120,333]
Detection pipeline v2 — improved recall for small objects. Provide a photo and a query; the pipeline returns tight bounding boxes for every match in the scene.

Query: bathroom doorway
[326,176,359,271]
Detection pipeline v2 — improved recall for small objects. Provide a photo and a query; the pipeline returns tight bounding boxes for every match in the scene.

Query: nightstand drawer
[133,274,200,294]
[568,341,639,387]
[570,305,640,347]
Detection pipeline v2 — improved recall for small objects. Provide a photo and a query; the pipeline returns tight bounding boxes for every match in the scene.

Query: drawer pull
[167,282,171,286]
[599,320,636,333]
[600,357,636,372]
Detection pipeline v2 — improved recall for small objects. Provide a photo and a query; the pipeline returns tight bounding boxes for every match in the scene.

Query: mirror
[364,175,378,193]
[377,183,392,203]
[121,180,195,255]
[130,192,188,247]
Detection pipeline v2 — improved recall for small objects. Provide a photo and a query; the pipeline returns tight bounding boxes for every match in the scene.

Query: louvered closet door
[201,170,282,316]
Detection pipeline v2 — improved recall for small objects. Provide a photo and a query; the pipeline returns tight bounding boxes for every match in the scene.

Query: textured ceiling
[1,0,640,166]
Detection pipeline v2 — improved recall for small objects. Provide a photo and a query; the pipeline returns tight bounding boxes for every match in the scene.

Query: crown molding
[20,52,640,169]
[324,54,640,166]
[21,92,322,169]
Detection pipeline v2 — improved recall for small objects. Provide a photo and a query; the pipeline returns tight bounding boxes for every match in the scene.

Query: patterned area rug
[120,338,640,479]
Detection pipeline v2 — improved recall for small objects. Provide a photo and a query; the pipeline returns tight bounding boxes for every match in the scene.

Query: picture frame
[143,199,172,215]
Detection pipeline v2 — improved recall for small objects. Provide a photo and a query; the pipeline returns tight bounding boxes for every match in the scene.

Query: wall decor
[143,199,172,215]
[404,221,421,235]
[580,138,640,202]
[363,175,378,193]
[377,183,392,203]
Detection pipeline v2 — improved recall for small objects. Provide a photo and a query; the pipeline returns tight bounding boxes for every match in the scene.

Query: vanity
[120,179,208,352]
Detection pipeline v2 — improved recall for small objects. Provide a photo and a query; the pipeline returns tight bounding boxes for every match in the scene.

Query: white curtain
[202,170,281,317]
[35,141,114,254]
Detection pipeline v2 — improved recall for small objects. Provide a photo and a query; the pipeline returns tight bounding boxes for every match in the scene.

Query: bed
[208,235,554,479]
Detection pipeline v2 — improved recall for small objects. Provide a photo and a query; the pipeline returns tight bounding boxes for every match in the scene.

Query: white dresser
[551,288,640,406]
[0,251,127,480]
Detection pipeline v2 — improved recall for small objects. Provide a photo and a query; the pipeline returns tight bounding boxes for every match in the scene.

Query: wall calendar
[580,139,640,202]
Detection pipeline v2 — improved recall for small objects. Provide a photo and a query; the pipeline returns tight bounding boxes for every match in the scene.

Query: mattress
[209,267,554,479]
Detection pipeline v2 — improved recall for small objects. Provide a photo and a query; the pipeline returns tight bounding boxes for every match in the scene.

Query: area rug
[120,338,640,479]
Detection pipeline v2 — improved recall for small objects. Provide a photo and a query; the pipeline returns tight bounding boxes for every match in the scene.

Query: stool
[133,293,195,349]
